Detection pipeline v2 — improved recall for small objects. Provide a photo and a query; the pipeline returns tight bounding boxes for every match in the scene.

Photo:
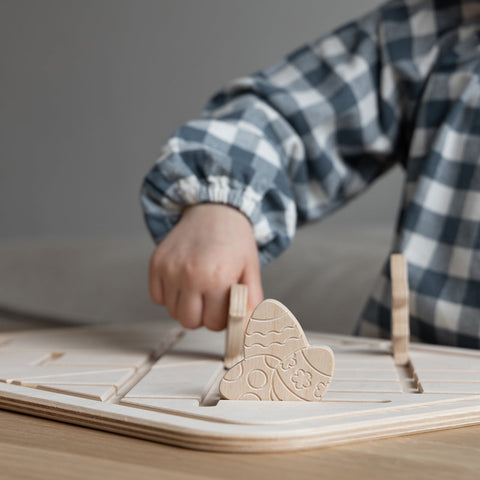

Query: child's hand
[148,204,263,330]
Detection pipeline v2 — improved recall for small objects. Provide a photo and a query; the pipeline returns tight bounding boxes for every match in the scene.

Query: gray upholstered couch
[0,224,393,334]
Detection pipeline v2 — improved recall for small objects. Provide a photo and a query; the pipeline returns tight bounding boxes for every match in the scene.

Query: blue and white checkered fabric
[141,0,480,348]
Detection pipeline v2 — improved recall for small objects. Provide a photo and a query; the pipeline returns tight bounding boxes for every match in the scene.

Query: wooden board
[0,321,479,452]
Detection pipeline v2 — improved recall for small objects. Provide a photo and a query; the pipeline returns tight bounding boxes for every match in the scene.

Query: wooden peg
[390,254,410,366]
[224,284,248,369]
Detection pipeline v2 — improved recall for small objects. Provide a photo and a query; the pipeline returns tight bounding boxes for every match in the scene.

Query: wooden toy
[0,320,479,452]
[0,271,479,452]
[220,298,335,401]
[390,254,410,366]
[224,284,248,369]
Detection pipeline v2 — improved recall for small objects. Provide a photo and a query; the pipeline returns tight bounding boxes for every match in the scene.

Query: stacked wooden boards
[0,320,479,452]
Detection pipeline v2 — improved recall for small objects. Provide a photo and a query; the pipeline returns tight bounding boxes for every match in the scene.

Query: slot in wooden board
[124,362,224,400]
[410,351,480,371]
[41,351,149,370]
[414,371,480,382]
[0,321,181,354]
[0,350,55,367]
[1,364,135,380]
[328,380,403,393]
[334,369,401,380]
[35,383,116,401]
[118,393,480,426]
[14,368,136,390]
[419,382,480,394]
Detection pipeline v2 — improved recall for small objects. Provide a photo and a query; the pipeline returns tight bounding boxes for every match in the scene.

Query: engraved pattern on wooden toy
[271,346,335,401]
[219,299,335,401]
[221,355,280,400]
[243,299,308,360]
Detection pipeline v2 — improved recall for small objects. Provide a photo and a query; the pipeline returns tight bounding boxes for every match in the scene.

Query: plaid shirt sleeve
[141,0,413,265]
[141,0,480,347]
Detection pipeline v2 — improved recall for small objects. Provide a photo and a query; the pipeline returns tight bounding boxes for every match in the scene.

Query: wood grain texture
[224,284,248,369]
[123,362,224,400]
[220,299,335,401]
[0,409,479,480]
[1,323,480,452]
[390,254,410,366]
[34,383,116,401]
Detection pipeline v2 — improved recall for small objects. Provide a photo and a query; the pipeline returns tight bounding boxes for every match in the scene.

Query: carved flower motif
[291,369,312,389]
[314,382,327,398]
[281,354,297,370]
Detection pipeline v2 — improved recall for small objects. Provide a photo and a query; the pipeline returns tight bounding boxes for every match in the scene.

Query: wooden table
[0,408,479,480]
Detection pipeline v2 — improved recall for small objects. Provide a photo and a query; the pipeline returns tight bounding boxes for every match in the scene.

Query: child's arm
[148,204,262,330]
[142,0,467,329]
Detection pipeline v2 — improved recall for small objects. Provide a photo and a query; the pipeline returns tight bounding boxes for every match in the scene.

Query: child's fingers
[163,281,180,320]
[202,289,229,331]
[148,255,164,305]
[175,290,203,329]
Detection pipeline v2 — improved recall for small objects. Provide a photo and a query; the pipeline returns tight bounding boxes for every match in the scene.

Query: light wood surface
[224,284,248,369]
[390,254,410,366]
[1,322,480,452]
[220,299,334,401]
[0,408,479,480]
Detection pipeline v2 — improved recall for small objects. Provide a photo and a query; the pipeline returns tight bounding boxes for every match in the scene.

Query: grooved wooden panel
[0,321,479,452]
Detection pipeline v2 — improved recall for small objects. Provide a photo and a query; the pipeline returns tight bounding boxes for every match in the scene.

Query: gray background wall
[0,0,403,241]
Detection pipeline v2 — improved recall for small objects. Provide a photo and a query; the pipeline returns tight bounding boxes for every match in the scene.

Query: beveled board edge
[0,382,480,453]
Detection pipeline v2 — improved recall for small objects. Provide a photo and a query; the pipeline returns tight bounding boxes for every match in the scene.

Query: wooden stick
[224,284,248,369]
[390,254,410,366]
